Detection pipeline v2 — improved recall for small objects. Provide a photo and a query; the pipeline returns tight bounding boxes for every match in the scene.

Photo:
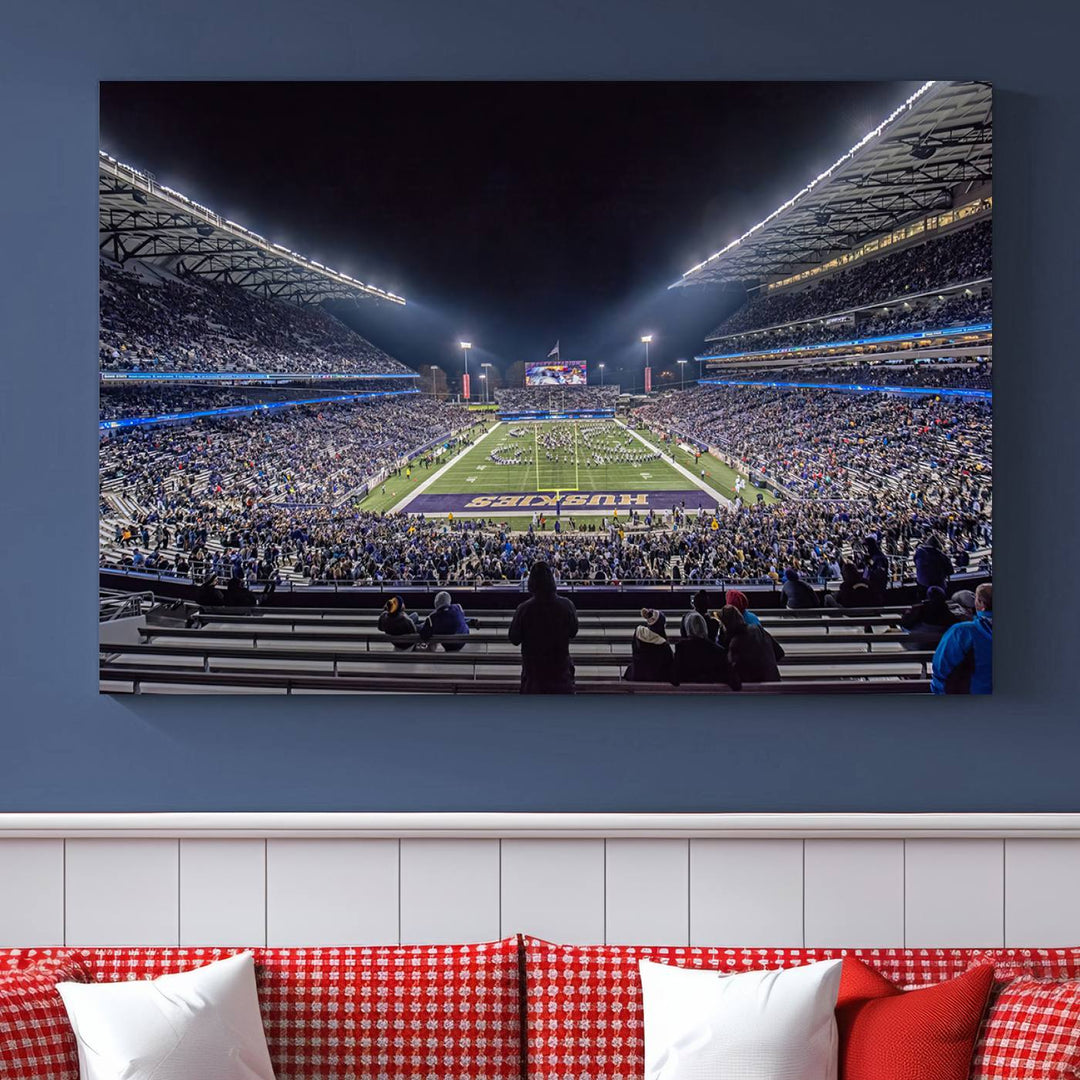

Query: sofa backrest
[521,937,1080,1080]
[0,940,522,1080]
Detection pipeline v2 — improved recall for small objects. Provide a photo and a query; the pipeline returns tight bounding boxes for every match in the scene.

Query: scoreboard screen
[525,361,587,386]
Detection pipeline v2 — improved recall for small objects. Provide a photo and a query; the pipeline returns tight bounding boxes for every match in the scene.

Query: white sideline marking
[389,422,502,514]
[615,418,734,511]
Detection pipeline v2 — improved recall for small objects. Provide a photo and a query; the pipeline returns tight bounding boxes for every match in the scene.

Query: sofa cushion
[971,977,1080,1080]
[0,954,92,1080]
[969,949,1080,981]
[522,938,974,1080]
[0,940,521,1080]
[835,958,993,1080]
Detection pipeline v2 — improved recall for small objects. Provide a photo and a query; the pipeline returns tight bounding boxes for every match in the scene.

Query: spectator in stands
[914,533,954,595]
[223,574,257,608]
[724,589,761,627]
[899,585,960,650]
[672,612,741,689]
[680,590,720,642]
[378,595,420,651]
[624,609,674,683]
[196,572,224,608]
[948,589,977,621]
[720,605,784,684]
[507,561,579,694]
[420,591,471,652]
[931,583,993,694]
[781,568,819,610]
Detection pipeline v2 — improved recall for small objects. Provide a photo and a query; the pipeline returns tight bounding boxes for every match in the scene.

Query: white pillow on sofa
[639,957,843,1080]
[57,951,276,1080]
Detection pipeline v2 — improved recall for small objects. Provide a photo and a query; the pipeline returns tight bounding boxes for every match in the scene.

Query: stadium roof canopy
[99,152,406,306]
[670,80,993,290]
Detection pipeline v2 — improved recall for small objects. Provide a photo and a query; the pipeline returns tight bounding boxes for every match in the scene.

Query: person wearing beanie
[724,589,761,628]
[781,567,819,610]
[673,612,742,689]
[680,589,721,642]
[720,605,785,684]
[914,532,954,595]
[624,608,674,683]
[420,590,471,652]
[378,594,420,650]
[508,561,579,693]
[932,582,993,694]
[899,584,961,650]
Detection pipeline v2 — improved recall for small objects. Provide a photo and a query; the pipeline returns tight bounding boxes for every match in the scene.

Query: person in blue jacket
[419,591,471,652]
[931,583,993,694]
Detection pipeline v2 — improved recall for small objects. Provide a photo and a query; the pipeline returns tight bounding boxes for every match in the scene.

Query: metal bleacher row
[100,603,933,695]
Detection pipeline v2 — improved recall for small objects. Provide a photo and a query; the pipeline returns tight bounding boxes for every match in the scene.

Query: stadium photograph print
[98,80,992,696]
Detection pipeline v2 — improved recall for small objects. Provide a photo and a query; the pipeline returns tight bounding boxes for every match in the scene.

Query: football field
[361,419,767,519]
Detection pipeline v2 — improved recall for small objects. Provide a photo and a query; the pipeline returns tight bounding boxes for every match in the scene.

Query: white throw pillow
[639,957,843,1080]
[57,951,276,1080]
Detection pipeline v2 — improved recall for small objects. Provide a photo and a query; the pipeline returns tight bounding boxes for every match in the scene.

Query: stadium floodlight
[640,334,653,344]
[599,362,605,387]
[640,335,653,386]
[459,341,472,350]
[678,358,688,390]
[672,80,938,285]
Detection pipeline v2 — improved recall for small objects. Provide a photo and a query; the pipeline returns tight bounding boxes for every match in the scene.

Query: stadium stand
[710,358,992,391]
[100,600,934,694]
[100,258,412,376]
[495,386,619,416]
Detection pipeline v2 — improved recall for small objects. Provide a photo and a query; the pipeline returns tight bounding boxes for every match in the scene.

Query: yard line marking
[389,421,502,513]
[614,418,735,510]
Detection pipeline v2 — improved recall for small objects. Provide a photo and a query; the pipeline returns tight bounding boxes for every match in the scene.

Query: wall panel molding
[3,812,1080,839]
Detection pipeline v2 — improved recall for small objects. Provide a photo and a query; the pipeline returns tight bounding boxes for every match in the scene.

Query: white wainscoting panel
[905,839,1004,947]
[179,839,266,947]
[266,839,398,946]
[690,839,804,946]
[500,839,605,943]
[605,839,689,945]
[64,839,180,946]
[1005,839,1080,946]
[400,839,500,944]
[804,839,904,947]
[0,840,64,946]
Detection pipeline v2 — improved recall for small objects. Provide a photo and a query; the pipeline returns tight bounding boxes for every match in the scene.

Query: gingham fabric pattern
[971,950,1080,982]
[522,938,976,1080]
[0,954,91,1080]
[0,941,521,1080]
[971,977,1080,1080]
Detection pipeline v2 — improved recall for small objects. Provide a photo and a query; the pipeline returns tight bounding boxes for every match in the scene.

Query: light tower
[459,341,472,401]
[678,358,688,391]
[598,362,605,387]
[481,362,492,404]
[641,334,653,393]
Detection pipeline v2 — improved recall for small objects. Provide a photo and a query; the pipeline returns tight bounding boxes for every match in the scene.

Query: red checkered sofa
[3,936,1080,1079]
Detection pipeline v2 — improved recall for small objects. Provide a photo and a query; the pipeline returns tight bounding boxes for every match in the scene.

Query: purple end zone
[404,489,721,513]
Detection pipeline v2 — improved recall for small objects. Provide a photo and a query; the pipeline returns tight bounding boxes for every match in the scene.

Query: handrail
[99,590,155,622]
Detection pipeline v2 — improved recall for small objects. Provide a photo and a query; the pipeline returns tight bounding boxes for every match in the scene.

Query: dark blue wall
[2,0,1077,812]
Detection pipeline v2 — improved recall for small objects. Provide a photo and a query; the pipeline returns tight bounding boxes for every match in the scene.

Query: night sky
[100,81,917,390]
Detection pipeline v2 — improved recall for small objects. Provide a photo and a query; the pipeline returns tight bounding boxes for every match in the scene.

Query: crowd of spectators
[706,218,991,341]
[495,386,619,413]
[636,383,992,509]
[708,290,991,357]
[100,395,473,518]
[99,258,412,376]
[714,358,992,391]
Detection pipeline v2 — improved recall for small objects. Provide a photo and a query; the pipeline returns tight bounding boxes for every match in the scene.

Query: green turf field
[356,419,775,518]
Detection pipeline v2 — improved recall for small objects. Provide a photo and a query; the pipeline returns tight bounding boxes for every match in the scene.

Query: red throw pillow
[836,957,994,1080]
[971,977,1080,1080]
[0,955,92,1080]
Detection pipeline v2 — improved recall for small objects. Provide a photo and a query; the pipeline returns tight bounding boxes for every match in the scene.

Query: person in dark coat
[724,589,761,627]
[378,594,420,650]
[508,562,579,693]
[679,589,721,642]
[420,591,470,652]
[835,561,871,608]
[223,573,257,608]
[195,572,225,608]
[914,533,953,595]
[862,535,889,604]
[781,568,819,610]
[673,612,741,689]
[624,608,674,683]
[720,605,784,683]
[899,585,960,649]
